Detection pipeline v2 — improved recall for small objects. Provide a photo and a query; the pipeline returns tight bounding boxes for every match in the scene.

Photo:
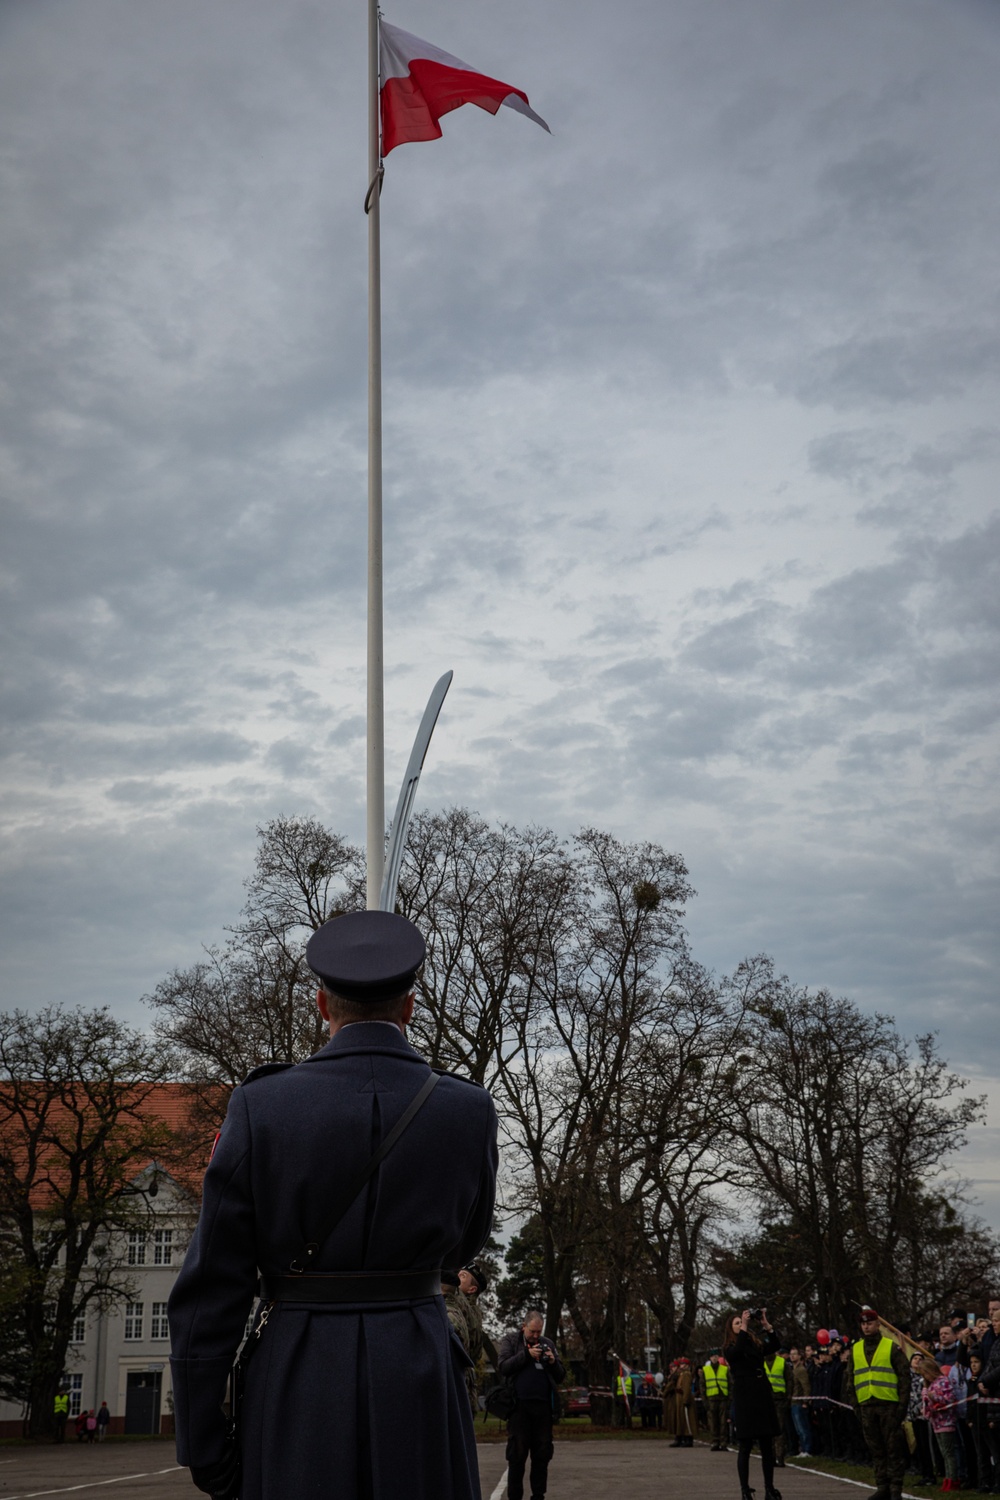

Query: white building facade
[0,1175,194,1439]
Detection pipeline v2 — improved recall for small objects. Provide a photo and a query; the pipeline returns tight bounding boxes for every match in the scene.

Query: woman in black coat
[723,1308,782,1500]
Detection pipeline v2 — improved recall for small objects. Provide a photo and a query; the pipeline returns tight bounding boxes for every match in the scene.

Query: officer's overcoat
[168,1023,498,1500]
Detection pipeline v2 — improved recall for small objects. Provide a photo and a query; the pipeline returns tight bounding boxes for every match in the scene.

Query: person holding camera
[497,1311,565,1500]
[723,1307,783,1500]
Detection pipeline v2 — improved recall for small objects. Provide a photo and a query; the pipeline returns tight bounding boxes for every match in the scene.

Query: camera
[749,1307,766,1320]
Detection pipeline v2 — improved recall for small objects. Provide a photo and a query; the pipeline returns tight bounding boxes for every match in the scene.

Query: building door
[124,1371,161,1435]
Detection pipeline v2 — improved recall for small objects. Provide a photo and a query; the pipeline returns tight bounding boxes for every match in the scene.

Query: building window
[153,1229,173,1265]
[127,1231,146,1266]
[64,1373,83,1418]
[150,1302,169,1339]
[124,1301,143,1340]
[37,1229,61,1264]
[72,1313,86,1343]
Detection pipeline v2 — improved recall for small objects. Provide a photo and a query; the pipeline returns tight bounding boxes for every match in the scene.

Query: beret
[306,910,426,1001]
[463,1262,489,1293]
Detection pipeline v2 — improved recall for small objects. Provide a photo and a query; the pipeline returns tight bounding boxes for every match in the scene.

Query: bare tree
[497,829,695,1367]
[390,811,707,1371]
[237,817,362,940]
[396,809,576,1085]
[138,808,998,1370]
[891,1190,999,1328]
[634,963,747,1362]
[0,1006,177,1438]
[148,818,363,1109]
[149,931,331,1085]
[723,955,987,1329]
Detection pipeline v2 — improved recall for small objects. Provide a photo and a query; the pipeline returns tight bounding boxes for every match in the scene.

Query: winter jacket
[727,1329,781,1440]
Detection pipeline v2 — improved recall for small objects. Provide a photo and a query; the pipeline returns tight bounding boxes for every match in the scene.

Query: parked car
[563,1386,591,1416]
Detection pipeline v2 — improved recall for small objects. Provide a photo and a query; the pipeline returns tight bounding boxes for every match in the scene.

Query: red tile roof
[2,1081,229,1208]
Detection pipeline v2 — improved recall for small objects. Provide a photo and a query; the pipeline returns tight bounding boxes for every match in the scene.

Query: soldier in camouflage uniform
[442,1271,473,1351]
[459,1264,489,1414]
[845,1306,911,1500]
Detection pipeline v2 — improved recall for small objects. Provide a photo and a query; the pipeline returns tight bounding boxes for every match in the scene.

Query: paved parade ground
[0,1439,914,1500]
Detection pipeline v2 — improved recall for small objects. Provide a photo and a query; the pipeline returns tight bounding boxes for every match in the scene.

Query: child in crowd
[923,1357,960,1492]
[908,1352,937,1485]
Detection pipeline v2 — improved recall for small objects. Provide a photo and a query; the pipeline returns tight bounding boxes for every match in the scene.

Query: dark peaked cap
[306,910,426,1002]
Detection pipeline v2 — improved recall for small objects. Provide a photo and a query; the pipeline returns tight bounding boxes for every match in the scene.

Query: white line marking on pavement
[488,1470,507,1500]
[5,1466,183,1498]
[785,1458,925,1499]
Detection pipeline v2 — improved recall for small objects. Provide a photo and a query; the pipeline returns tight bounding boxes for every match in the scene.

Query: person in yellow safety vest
[845,1306,911,1500]
[53,1390,69,1443]
[764,1349,793,1466]
[615,1368,634,1428]
[702,1353,730,1451]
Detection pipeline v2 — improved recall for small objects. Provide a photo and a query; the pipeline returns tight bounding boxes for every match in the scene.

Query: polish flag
[380,21,549,157]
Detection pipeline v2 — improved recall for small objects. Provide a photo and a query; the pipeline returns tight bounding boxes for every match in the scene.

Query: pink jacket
[923,1375,956,1433]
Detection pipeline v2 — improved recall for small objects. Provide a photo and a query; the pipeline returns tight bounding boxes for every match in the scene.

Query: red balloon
[817,1328,830,1345]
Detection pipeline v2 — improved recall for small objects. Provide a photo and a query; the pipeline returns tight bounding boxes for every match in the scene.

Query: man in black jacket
[981,1300,1000,1364]
[497,1311,565,1500]
[978,1308,1000,1487]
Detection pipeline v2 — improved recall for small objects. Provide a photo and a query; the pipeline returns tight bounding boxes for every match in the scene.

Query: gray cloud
[2,0,999,1206]
[106,780,184,805]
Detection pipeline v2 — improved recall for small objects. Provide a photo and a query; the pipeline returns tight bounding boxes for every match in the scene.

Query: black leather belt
[260,1269,442,1304]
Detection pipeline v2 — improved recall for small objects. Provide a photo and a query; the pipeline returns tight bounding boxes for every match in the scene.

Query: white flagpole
[366,0,385,909]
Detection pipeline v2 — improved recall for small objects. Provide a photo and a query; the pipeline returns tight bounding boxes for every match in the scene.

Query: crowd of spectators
[501,1297,1000,1497]
[689,1300,1000,1492]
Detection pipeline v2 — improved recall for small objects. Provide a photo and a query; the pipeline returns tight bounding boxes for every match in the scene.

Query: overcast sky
[2,0,998,1218]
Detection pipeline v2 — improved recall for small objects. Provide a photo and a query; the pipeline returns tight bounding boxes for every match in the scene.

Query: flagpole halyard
[366,0,385,909]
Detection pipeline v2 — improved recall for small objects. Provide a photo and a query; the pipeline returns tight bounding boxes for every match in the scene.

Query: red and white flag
[379,21,549,156]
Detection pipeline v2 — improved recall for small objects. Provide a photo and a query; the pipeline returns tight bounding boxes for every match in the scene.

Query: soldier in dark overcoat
[168,911,498,1500]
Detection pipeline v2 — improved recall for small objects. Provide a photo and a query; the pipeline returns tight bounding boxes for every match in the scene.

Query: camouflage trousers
[772,1399,788,1462]
[707,1397,728,1446]
[860,1404,907,1494]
